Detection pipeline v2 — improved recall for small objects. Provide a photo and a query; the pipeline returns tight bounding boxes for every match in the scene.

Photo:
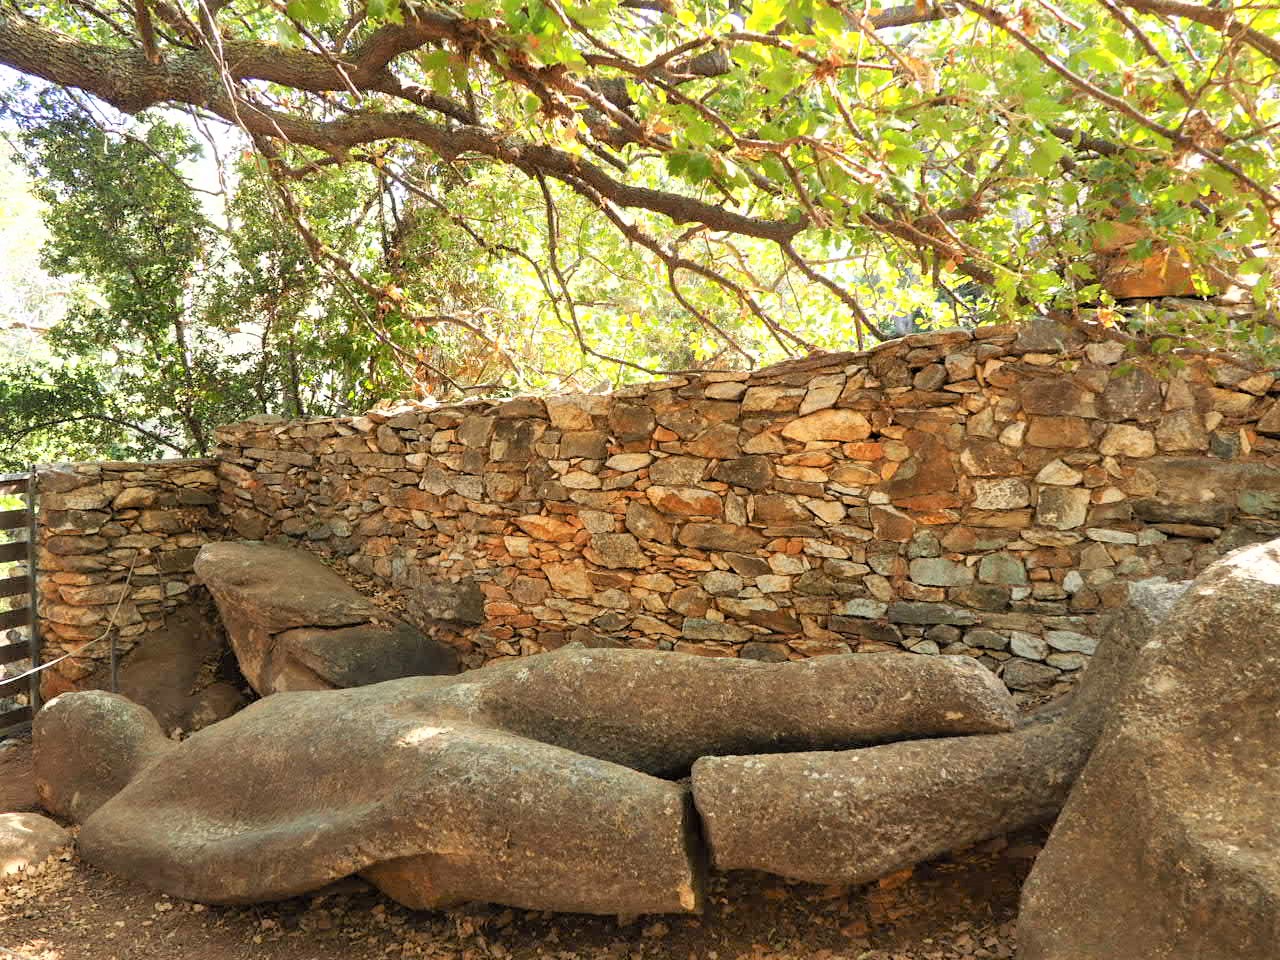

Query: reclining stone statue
[36,647,1016,914]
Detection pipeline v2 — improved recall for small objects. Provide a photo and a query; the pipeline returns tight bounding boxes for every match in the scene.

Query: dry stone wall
[213,320,1280,697]
[35,459,224,701]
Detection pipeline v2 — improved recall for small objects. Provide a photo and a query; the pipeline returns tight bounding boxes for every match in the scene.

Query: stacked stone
[213,320,1280,695]
[36,460,223,698]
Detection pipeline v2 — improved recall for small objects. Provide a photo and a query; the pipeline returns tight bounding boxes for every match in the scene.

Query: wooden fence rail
[0,470,39,735]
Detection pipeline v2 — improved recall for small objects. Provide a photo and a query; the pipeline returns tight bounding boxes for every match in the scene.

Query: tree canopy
[0,0,1277,463]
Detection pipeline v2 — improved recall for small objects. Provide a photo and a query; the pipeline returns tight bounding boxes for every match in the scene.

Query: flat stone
[909,557,974,587]
[677,523,765,552]
[197,545,458,696]
[701,571,745,595]
[606,452,653,472]
[681,618,751,642]
[741,386,804,413]
[684,423,741,460]
[1002,658,1061,689]
[646,486,722,517]
[712,456,774,490]
[609,403,656,439]
[1045,630,1097,654]
[887,602,978,626]
[1036,487,1091,530]
[973,478,1030,510]
[649,456,708,486]
[979,552,1028,585]
[1256,400,1280,436]
[545,395,599,431]
[1026,417,1092,448]
[560,430,609,460]
[1009,631,1049,660]
[1036,459,1083,485]
[1155,410,1209,452]
[780,409,871,443]
[965,628,1009,651]
[1020,379,1097,418]
[515,515,578,541]
[589,533,648,569]
[753,494,811,523]
[841,598,888,618]
[1099,424,1155,458]
[704,381,747,400]
[871,505,916,542]
[625,501,672,542]
[1098,367,1162,422]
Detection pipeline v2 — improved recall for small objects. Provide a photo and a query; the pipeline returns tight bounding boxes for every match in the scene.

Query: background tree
[0,0,1275,447]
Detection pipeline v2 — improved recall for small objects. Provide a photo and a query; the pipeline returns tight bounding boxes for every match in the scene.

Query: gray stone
[1098,367,1162,422]
[964,629,1009,651]
[887,602,978,626]
[1009,631,1049,660]
[1002,658,1061,689]
[973,478,1030,510]
[978,552,1027,585]
[909,557,974,587]
[680,618,750,642]
[840,598,888,619]
[906,530,942,559]
[1045,630,1097,654]
[1036,487,1090,530]
[712,456,774,491]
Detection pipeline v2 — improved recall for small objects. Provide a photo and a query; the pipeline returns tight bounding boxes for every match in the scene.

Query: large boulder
[1019,544,1280,959]
[0,812,70,876]
[690,580,1187,885]
[49,646,1016,913]
[194,542,458,695]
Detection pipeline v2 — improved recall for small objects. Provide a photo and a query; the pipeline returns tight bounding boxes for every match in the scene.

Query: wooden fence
[0,471,40,734]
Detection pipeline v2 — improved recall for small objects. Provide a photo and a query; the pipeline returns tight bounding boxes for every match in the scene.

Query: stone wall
[213,321,1280,697]
[35,459,225,703]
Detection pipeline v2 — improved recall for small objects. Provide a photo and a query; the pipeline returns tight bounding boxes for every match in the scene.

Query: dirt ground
[1,788,1041,960]
[1,727,1043,960]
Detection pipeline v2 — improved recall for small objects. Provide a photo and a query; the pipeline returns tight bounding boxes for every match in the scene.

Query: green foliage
[0,0,1276,458]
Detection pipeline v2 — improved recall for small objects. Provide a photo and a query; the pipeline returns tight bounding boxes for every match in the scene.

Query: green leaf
[885,145,925,170]
[745,0,787,34]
